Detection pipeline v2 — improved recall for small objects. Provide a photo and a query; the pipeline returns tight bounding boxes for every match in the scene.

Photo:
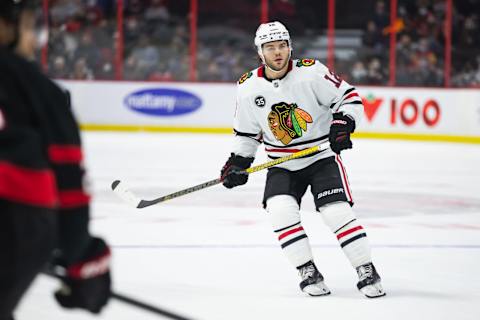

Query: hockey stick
[44,268,195,320]
[107,293,194,320]
[112,142,330,209]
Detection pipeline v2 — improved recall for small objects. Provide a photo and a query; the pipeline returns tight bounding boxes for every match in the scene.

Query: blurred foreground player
[0,1,111,319]
[221,21,385,298]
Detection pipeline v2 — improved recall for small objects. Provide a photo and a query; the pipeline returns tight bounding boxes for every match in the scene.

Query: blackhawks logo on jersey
[267,102,313,145]
[238,71,253,84]
[296,58,316,67]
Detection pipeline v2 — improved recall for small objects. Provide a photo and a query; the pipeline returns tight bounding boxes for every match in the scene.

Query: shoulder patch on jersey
[238,71,253,84]
[296,59,316,68]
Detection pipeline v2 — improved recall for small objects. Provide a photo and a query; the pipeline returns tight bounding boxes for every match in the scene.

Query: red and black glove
[54,237,111,314]
[329,113,356,154]
[221,153,254,189]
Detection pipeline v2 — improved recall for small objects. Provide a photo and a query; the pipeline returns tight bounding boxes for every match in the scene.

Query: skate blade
[302,283,331,297]
[360,282,386,298]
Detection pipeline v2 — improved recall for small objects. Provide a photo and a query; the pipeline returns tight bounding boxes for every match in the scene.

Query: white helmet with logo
[254,21,292,63]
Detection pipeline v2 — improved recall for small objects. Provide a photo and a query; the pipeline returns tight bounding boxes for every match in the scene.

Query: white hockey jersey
[232,59,364,171]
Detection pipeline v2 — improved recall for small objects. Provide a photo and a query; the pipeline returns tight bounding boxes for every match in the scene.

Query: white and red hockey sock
[334,219,371,268]
[267,195,314,268]
[274,221,313,267]
[320,202,371,268]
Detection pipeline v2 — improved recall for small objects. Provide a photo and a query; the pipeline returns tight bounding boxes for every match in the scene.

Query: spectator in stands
[362,20,383,51]
[50,56,69,79]
[145,0,170,23]
[123,15,144,52]
[459,14,479,49]
[123,55,144,80]
[125,0,145,17]
[72,57,94,80]
[147,60,174,81]
[351,61,368,84]
[170,24,189,54]
[49,0,84,26]
[41,0,479,86]
[396,34,414,66]
[74,31,101,70]
[169,54,190,81]
[373,1,389,30]
[202,61,222,82]
[97,62,115,80]
[366,57,386,84]
[85,4,104,26]
[131,34,160,71]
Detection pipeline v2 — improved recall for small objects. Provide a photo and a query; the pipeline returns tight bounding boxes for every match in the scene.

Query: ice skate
[298,261,331,296]
[356,263,386,298]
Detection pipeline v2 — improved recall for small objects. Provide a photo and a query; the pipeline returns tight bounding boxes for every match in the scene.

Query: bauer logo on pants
[317,188,344,199]
[124,88,202,117]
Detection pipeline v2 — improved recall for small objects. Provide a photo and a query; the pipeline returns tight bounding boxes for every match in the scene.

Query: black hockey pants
[0,200,56,320]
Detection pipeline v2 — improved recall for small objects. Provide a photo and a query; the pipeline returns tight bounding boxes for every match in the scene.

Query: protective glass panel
[197,0,260,82]
[47,0,117,80]
[269,0,328,69]
[337,0,391,86]
[122,0,190,81]
[395,0,446,87]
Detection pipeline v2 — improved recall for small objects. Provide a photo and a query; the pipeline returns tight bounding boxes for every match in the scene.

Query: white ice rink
[16,132,480,320]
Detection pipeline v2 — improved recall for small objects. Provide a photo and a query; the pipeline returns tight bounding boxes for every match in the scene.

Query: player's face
[262,40,290,71]
[16,10,47,60]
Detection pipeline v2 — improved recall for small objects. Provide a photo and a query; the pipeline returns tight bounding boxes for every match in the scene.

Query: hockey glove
[221,153,254,189]
[329,113,356,154]
[54,237,111,314]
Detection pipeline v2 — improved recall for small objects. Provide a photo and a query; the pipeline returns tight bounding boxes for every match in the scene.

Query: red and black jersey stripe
[48,144,90,209]
[0,161,57,207]
[330,87,363,109]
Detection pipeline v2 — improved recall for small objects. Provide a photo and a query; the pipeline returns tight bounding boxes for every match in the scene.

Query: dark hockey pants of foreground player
[0,201,56,320]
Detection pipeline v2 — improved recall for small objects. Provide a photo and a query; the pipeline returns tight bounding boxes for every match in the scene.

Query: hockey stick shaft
[138,178,223,207]
[113,142,330,208]
[245,142,330,174]
[111,292,194,320]
[44,269,194,320]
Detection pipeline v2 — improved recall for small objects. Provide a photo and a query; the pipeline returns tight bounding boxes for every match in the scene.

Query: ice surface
[16,132,480,320]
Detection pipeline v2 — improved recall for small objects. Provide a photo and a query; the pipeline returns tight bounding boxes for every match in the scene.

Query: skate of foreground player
[0,1,111,319]
[220,21,385,298]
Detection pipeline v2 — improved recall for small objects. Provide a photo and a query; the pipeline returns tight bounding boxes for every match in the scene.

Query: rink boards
[59,80,480,143]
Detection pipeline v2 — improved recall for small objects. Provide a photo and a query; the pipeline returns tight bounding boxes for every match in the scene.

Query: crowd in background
[348,0,480,86]
[44,0,480,87]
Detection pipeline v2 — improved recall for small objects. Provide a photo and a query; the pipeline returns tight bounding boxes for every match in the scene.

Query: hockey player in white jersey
[220,21,385,298]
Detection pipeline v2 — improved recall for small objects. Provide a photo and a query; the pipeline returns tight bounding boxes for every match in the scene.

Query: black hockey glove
[329,113,356,154]
[221,153,254,189]
[54,237,111,314]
